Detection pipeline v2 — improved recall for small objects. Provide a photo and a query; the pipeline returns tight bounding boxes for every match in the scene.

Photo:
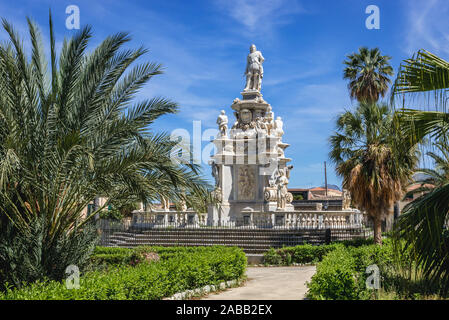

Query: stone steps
[100,228,367,254]
[104,233,324,241]
[107,242,298,254]
[106,239,322,246]
[120,232,321,238]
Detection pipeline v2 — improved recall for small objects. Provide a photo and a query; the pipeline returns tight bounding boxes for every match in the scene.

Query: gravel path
[202,266,316,300]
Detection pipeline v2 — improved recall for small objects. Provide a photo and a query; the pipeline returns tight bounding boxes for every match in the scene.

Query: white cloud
[403,0,449,56]
[287,82,353,122]
[263,67,330,87]
[136,38,236,126]
[214,0,305,36]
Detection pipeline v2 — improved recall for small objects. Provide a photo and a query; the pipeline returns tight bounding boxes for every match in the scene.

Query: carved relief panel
[237,165,256,200]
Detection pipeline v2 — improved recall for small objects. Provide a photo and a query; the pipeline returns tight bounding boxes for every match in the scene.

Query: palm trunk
[373,216,383,245]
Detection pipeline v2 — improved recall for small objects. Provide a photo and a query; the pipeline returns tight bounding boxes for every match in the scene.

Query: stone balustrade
[241,210,365,229]
[301,211,362,229]
[132,211,208,227]
[130,210,365,229]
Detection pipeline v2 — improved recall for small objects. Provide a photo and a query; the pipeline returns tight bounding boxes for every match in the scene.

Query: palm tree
[0,14,211,287]
[329,102,418,245]
[404,139,449,200]
[343,47,394,103]
[392,49,449,294]
[419,139,449,185]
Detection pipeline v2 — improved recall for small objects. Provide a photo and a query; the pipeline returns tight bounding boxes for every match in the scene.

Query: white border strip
[163,278,245,300]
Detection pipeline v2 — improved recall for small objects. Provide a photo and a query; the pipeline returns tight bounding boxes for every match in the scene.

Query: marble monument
[208,45,294,224]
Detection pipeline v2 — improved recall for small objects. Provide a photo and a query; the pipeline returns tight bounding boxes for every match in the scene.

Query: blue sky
[1,0,448,188]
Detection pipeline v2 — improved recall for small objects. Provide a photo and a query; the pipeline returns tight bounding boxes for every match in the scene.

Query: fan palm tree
[329,102,418,245]
[419,139,449,185]
[392,49,449,294]
[343,47,394,103]
[0,14,211,287]
[404,139,449,199]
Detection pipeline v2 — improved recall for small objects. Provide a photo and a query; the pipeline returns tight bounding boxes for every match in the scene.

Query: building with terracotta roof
[288,186,345,211]
[397,183,435,213]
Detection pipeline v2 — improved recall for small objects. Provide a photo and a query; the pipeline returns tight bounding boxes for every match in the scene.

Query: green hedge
[0,246,247,300]
[263,243,341,265]
[306,239,402,300]
[263,239,375,266]
[89,246,244,268]
[306,247,360,300]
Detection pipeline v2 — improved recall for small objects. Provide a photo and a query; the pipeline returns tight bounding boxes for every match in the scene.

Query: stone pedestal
[208,85,294,224]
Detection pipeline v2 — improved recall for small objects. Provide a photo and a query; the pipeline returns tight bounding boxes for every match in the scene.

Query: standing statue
[276,169,289,209]
[343,189,352,210]
[178,199,187,212]
[216,110,228,137]
[161,196,170,211]
[285,165,293,179]
[254,111,267,132]
[274,116,284,138]
[264,105,274,135]
[244,44,265,92]
[209,160,220,187]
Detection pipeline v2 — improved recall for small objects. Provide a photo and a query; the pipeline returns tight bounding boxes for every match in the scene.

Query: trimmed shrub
[263,239,377,266]
[306,247,359,300]
[89,246,245,268]
[0,246,246,300]
[263,243,342,265]
[338,238,377,248]
[305,240,420,300]
[263,248,284,265]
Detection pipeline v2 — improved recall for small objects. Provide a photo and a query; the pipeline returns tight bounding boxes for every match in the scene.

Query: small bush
[262,239,378,266]
[263,243,342,265]
[337,238,376,248]
[306,242,399,300]
[306,247,359,300]
[263,248,284,265]
[99,208,123,221]
[305,240,446,300]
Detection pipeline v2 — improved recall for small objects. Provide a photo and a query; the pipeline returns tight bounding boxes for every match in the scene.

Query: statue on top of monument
[216,110,228,137]
[244,44,265,92]
[342,189,352,210]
